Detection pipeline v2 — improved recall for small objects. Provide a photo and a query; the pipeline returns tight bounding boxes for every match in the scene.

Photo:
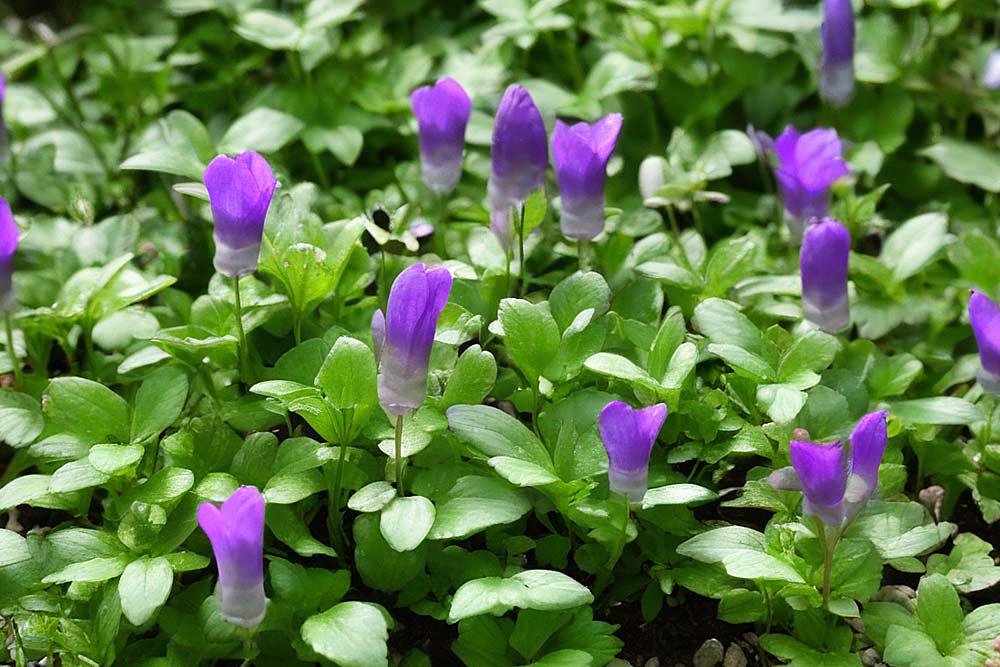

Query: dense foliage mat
[1,1,1000,667]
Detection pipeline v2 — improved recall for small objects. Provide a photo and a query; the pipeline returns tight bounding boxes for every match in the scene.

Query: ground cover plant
[2,0,1000,666]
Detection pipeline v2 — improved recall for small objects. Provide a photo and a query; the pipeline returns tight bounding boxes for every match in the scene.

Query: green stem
[394,414,405,496]
[517,204,526,295]
[577,238,589,273]
[607,494,631,568]
[4,312,22,388]
[816,517,836,609]
[233,275,249,383]
[309,151,329,190]
[503,228,514,297]
[330,441,349,510]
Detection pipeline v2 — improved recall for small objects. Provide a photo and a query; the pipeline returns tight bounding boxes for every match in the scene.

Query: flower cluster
[768,411,888,526]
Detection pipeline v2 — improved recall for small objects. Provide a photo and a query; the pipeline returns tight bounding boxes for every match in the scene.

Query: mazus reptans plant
[373,263,452,494]
[753,126,849,236]
[820,0,855,106]
[197,486,267,628]
[204,150,278,382]
[488,84,548,248]
[800,217,851,333]
[768,411,888,605]
[551,113,622,242]
[969,290,1000,394]
[0,196,20,386]
[410,77,472,195]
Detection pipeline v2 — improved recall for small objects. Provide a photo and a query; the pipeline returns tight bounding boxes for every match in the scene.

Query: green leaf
[583,352,664,397]
[549,272,610,332]
[442,345,498,409]
[497,298,561,385]
[522,189,548,236]
[89,443,144,475]
[264,469,326,504]
[316,336,377,410]
[921,139,1000,192]
[887,397,982,425]
[916,573,965,654]
[349,482,397,513]
[118,556,174,626]
[131,366,189,442]
[429,476,531,540]
[219,107,304,153]
[379,495,436,552]
[120,110,210,180]
[880,213,951,282]
[301,601,390,667]
[43,377,130,444]
[926,533,1000,593]
[693,299,776,380]
[0,390,44,447]
[43,556,130,584]
[641,484,717,508]
[234,10,302,50]
[0,474,53,511]
[446,404,554,471]
[677,526,803,583]
[448,570,594,623]
[266,505,337,558]
[0,529,30,567]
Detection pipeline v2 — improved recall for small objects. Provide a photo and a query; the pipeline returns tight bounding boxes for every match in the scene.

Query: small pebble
[873,585,916,607]
[723,644,747,667]
[693,639,725,667]
[846,617,866,633]
[608,660,634,667]
[643,659,660,667]
[860,648,880,667]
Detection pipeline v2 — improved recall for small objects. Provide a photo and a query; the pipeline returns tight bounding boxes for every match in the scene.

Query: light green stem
[4,312,21,388]
[233,275,249,383]
[394,414,405,496]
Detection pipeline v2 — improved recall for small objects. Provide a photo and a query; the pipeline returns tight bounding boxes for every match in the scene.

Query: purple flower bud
[204,151,278,278]
[488,85,548,247]
[782,411,887,525]
[969,290,1000,394]
[850,410,888,494]
[820,0,855,107]
[790,439,848,525]
[984,50,1000,90]
[410,78,472,195]
[773,126,849,234]
[197,486,266,628]
[375,263,452,416]
[552,113,622,240]
[0,196,17,310]
[598,400,668,503]
[800,218,850,333]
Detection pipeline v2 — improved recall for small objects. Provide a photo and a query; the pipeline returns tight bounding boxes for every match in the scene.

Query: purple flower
[552,113,622,240]
[820,0,855,107]
[197,486,267,628]
[984,50,1000,90]
[598,400,668,503]
[969,290,1000,394]
[411,78,472,195]
[204,151,278,278]
[774,411,888,525]
[766,126,849,234]
[373,263,453,416]
[800,218,850,333]
[488,85,548,247]
[789,439,848,524]
[0,196,17,310]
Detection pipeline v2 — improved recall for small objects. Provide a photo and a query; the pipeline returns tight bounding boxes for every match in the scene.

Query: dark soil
[608,592,759,667]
